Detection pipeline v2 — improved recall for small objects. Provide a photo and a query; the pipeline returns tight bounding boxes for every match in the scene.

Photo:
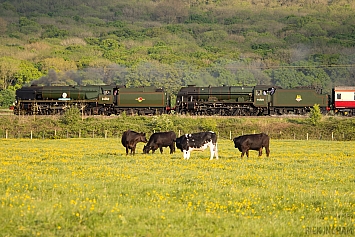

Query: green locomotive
[14,85,171,115]
[175,85,329,115]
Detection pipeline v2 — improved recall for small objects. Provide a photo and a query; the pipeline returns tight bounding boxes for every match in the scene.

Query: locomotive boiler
[175,85,255,116]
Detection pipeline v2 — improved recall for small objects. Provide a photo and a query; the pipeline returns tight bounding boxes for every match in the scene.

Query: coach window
[337,93,341,100]
[354,92,355,100]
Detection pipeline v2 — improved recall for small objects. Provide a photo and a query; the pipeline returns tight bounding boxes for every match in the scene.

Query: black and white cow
[232,133,270,158]
[143,131,176,154]
[121,129,147,155]
[175,131,218,160]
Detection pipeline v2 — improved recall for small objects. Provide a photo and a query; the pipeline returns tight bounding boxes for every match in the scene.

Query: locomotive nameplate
[98,95,113,104]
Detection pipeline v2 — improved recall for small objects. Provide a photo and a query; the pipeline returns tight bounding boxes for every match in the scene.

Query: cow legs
[258,147,263,156]
[209,143,218,160]
[266,146,270,157]
[131,145,136,155]
[159,147,163,154]
[183,150,190,160]
[169,145,174,154]
[125,147,129,156]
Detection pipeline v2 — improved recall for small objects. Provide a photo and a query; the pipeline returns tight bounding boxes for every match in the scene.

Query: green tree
[11,61,42,89]
[267,67,304,88]
[0,57,20,90]
[19,17,41,35]
[309,104,322,126]
[0,89,15,107]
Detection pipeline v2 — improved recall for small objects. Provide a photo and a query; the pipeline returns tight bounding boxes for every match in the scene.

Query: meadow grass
[0,138,354,236]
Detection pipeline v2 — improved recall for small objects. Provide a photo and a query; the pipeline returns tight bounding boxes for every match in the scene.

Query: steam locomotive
[14,85,171,116]
[13,84,355,116]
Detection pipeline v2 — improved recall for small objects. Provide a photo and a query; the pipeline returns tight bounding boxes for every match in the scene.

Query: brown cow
[121,130,147,155]
[233,133,270,158]
[143,131,176,154]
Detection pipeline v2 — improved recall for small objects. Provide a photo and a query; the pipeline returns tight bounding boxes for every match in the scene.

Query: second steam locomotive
[14,84,355,116]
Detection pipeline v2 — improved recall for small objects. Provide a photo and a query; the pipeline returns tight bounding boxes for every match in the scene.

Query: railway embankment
[0,114,354,141]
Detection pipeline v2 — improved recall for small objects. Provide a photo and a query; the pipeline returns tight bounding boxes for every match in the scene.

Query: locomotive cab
[253,86,274,115]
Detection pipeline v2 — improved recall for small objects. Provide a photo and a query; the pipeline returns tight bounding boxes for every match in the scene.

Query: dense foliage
[1,0,355,106]
[1,115,355,141]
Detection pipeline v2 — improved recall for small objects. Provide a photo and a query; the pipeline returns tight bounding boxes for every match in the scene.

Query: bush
[308,104,322,126]
[150,114,173,132]
[60,107,81,125]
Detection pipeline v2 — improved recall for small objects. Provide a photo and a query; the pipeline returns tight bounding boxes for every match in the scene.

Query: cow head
[233,137,241,149]
[143,145,151,154]
[175,136,186,152]
[138,133,147,143]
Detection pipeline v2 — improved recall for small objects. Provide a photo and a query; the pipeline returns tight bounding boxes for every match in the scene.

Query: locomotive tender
[13,84,355,116]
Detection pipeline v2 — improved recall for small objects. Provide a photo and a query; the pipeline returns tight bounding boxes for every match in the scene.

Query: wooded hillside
[0,0,355,106]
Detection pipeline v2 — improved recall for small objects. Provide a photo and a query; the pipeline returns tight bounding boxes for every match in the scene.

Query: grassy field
[0,138,354,236]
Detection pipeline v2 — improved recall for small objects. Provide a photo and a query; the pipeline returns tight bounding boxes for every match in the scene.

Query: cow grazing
[232,133,270,158]
[143,131,176,154]
[175,131,218,160]
[121,130,147,155]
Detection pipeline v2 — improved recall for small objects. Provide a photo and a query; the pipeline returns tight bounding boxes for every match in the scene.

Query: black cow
[175,131,218,160]
[232,133,270,158]
[121,130,147,155]
[143,131,176,154]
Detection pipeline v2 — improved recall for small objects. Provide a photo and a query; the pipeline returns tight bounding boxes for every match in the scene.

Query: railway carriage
[332,86,355,116]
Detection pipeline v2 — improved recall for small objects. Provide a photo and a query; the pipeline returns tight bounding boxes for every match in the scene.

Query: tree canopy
[0,0,355,106]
